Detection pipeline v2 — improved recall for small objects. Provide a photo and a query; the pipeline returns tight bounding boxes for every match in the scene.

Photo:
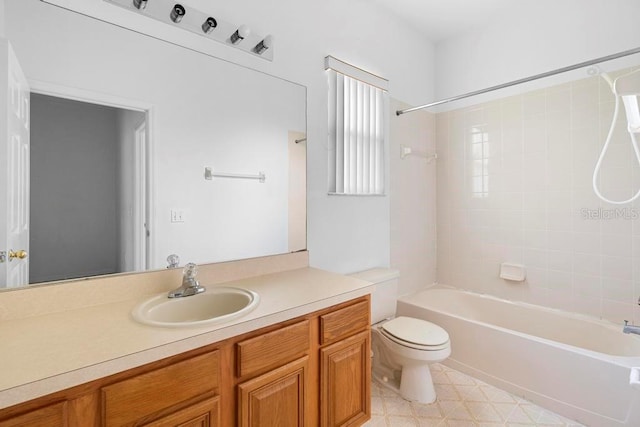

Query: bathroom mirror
[0,0,307,288]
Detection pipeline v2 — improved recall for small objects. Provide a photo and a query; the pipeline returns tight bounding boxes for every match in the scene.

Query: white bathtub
[396,287,640,426]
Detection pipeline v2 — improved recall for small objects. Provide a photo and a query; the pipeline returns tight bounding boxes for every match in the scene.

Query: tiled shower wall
[436,67,640,324]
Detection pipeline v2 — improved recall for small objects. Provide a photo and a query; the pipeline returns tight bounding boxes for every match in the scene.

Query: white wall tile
[436,65,640,323]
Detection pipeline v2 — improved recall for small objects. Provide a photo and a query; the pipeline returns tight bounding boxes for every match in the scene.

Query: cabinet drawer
[237,320,309,378]
[320,300,370,345]
[0,402,67,427]
[102,350,219,427]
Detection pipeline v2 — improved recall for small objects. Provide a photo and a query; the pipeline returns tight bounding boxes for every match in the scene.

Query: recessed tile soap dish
[499,263,526,282]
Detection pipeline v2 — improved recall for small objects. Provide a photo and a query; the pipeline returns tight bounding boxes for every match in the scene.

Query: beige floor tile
[503,405,535,423]
[372,396,386,415]
[385,396,414,416]
[370,365,584,427]
[465,401,504,423]
[455,385,489,402]
[418,418,445,426]
[444,420,480,426]
[446,370,479,386]
[364,414,389,427]
[412,401,443,419]
[435,383,460,401]
[387,415,420,426]
[479,385,518,404]
[491,402,519,421]
[441,401,475,421]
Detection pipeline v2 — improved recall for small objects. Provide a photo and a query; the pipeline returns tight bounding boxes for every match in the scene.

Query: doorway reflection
[30,93,148,283]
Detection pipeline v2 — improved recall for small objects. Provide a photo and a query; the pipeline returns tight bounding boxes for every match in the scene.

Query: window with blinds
[326,56,388,195]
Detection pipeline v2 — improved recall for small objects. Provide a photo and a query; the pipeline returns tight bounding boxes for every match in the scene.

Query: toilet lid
[381,316,449,347]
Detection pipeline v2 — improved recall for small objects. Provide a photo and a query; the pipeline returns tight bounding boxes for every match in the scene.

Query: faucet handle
[183,262,198,278]
[166,254,180,269]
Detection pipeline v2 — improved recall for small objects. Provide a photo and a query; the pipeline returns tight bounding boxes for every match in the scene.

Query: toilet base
[399,364,436,404]
[373,364,436,404]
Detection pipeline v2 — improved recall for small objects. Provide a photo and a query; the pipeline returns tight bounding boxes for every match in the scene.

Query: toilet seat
[380,316,450,351]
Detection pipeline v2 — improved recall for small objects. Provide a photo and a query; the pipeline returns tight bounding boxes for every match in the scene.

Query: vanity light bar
[103,0,274,61]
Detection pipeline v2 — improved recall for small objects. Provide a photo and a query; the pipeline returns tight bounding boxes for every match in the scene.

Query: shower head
[615,69,640,133]
[587,65,614,89]
[621,95,640,133]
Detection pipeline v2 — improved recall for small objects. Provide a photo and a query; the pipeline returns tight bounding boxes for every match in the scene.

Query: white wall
[32,0,435,274]
[435,0,640,101]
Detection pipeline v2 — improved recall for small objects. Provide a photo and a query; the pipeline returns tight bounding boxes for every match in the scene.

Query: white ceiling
[371,0,517,42]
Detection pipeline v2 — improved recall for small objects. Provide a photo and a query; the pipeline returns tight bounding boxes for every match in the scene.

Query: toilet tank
[349,268,399,323]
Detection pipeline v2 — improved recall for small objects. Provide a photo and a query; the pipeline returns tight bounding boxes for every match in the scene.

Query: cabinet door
[320,331,371,427]
[143,396,219,427]
[238,356,308,427]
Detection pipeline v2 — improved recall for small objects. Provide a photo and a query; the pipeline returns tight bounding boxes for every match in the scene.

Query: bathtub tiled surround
[436,66,640,325]
[390,99,438,297]
[365,363,584,427]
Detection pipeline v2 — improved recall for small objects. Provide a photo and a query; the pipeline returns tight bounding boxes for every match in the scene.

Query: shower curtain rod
[396,46,640,116]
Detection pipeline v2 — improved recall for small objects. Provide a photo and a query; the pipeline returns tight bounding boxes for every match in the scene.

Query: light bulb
[133,0,147,10]
[230,25,251,44]
[253,35,273,54]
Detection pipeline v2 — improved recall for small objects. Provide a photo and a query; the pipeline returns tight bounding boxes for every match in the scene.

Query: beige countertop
[0,266,373,410]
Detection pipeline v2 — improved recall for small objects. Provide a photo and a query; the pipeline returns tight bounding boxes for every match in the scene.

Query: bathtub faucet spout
[623,320,640,335]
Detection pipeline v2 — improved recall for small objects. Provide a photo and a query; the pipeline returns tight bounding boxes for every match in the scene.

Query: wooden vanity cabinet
[0,296,371,427]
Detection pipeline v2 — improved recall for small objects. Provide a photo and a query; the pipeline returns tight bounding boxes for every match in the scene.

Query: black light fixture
[202,17,218,34]
[170,4,186,23]
[230,25,250,44]
[111,0,274,60]
[133,0,147,10]
[253,35,273,55]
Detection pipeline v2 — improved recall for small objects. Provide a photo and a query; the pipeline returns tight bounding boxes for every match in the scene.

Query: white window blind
[326,57,388,195]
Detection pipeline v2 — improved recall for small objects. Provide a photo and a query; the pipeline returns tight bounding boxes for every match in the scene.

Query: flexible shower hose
[592,90,640,204]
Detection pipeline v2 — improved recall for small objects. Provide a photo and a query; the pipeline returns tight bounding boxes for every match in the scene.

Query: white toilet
[350,268,451,404]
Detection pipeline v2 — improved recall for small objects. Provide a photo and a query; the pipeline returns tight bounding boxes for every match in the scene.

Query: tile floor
[364,363,584,427]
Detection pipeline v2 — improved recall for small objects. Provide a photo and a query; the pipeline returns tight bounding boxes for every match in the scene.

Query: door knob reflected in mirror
[9,249,28,261]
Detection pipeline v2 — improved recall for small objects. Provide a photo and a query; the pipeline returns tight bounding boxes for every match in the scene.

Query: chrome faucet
[168,263,206,298]
[623,320,640,335]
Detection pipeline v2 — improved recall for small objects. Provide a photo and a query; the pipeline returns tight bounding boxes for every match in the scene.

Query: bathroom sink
[132,287,259,328]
